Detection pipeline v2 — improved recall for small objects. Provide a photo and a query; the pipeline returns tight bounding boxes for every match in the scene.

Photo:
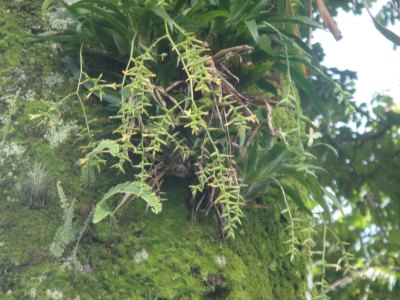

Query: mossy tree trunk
[0,1,313,299]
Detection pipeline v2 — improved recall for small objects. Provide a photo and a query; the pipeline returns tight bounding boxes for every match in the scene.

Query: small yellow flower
[308,127,322,147]
[121,134,131,142]
[29,114,42,120]
[106,82,119,90]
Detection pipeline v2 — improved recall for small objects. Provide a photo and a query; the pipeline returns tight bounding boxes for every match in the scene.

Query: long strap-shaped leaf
[363,0,400,46]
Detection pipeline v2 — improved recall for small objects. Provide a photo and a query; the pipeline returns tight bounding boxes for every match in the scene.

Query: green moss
[16,177,304,299]
[1,172,310,299]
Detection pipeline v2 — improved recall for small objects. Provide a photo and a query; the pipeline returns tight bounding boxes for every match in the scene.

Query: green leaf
[259,35,272,54]
[323,187,343,215]
[245,135,259,173]
[314,142,338,157]
[289,66,329,116]
[228,0,246,24]
[194,10,229,27]
[238,60,275,88]
[70,3,130,42]
[265,15,324,29]
[247,0,270,19]
[280,184,313,216]
[257,143,287,168]
[42,0,55,14]
[385,111,400,126]
[364,2,400,46]
[245,19,259,44]
[113,31,130,56]
[145,0,173,28]
[27,32,83,44]
[307,181,332,221]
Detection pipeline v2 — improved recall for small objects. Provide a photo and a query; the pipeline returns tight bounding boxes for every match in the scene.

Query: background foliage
[306,1,400,299]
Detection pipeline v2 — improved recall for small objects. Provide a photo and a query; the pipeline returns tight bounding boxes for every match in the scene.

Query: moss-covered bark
[0,1,312,299]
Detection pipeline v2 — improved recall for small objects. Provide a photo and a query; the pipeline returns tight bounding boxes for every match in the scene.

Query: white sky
[313,0,400,105]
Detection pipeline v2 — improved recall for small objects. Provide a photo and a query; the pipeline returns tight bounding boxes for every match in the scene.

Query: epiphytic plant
[33,0,346,243]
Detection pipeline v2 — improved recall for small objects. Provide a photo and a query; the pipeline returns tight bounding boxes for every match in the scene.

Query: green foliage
[39,1,338,237]
[50,181,78,258]
[310,89,400,298]
[93,181,161,223]
[240,135,322,216]
[41,0,55,15]
[364,1,400,46]
[305,4,400,297]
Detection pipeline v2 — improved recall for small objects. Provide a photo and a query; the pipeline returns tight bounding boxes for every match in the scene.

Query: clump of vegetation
[28,1,363,297]
[24,159,51,208]
[32,0,347,240]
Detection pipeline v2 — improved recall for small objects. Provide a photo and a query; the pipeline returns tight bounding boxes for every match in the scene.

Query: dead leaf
[316,0,343,41]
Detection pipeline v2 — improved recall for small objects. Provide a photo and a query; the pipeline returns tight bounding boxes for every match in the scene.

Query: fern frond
[80,156,95,187]
[57,180,68,209]
[50,182,77,257]
[93,181,161,224]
